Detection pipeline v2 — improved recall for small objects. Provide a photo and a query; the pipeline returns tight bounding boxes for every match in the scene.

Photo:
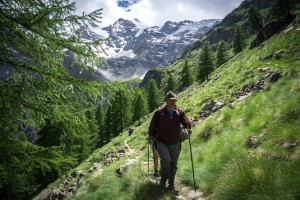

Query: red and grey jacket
[148,106,191,145]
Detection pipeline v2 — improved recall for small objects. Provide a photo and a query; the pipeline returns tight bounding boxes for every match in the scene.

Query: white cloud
[73,0,243,28]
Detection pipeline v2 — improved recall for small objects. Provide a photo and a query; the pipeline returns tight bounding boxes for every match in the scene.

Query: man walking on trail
[148,91,191,192]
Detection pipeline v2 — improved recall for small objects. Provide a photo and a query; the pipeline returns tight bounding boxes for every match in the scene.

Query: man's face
[166,99,177,106]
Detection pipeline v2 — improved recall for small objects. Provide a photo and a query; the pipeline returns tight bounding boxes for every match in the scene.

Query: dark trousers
[156,140,181,187]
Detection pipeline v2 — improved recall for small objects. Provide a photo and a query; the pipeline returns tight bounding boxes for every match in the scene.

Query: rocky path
[142,155,207,200]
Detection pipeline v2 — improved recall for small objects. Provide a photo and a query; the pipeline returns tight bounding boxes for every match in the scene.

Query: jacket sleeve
[148,111,159,138]
[180,110,191,129]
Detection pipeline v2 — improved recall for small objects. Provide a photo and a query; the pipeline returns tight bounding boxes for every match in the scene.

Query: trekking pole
[148,140,150,176]
[188,135,196,193]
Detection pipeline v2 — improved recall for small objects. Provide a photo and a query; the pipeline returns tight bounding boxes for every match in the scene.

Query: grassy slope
[42,20,300,200]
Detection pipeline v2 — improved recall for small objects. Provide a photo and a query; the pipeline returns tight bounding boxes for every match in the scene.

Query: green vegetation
[248,5,263,32]
[3,0,300,199]
[233,24,245,53]
[40,13,300,200]
[197,41,214,82]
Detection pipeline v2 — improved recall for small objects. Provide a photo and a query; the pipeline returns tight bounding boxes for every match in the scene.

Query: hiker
[128,127,134,136]
[152,139,159,176]
[148,91,191,192]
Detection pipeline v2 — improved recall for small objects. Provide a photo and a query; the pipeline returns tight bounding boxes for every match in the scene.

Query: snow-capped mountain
[73,18,220,81]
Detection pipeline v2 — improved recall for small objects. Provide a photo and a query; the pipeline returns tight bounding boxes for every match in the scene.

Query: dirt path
[141,151,207,200]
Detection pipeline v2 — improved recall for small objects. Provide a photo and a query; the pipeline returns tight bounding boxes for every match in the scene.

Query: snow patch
[112,49,136,58]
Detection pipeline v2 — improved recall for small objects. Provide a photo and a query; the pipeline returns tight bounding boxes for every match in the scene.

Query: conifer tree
[272,0,291,22]
[147,79,162,112]
[216,40,228,67]
[132,89,148,124]
[0,0,106,198]
[104,102,113,141]
[197,41,214,82]
[110,87,132,135]
[248,5,263,32]
[233,25,245,54]
[180,60,192,90]
[85,108,99,151]
[95,103,106,146]
[165,73,176,93]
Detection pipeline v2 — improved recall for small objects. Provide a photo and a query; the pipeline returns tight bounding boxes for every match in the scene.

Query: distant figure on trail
[148,91,191,193]
[128,128,134,136]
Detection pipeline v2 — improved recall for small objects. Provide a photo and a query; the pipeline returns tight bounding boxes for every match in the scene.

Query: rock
[275,50,285,54]
[228,103,234,109]
[58,190,67,200]
[268,71,282,83]
[245,136,259,148]
[202,100,216,112]
[250,20,286,49]
[232,91,244,98]
[63,180,70,186]
[260,54,273,62]
[88,167,94,173]
[71,171,78,178]
[211,101,224,112]
[78,171,85,178]
[116,165,127,176]
[258,42,267,49]
[68,186,76,193]
[258,67,270,72]
[280,142,297,149]
[67,176,73,182]
[118,148,126,153]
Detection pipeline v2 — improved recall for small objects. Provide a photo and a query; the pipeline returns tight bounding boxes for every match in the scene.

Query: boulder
[228,103,234,109]
[250,20,286,49]
[202,100,216,112]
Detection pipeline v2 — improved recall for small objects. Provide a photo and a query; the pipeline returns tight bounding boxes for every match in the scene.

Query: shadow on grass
[133,181,175,200]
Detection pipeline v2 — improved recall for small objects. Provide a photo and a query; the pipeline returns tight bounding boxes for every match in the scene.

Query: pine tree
[197,41,214,82]
[248,5,263,32]
[147,79,162,112]
[95,104,106,146]
[180,60,192,90]
[110,87,132,135]
[104,102,113,141]
[85,108,99,152]
[272,0,291,22]
[165,73,176,93]
[233,25,245,54]
[216,40,228,67]
[132,89,148,124]
[0,0,106,198]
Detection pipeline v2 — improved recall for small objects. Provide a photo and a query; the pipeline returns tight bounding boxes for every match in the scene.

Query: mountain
[33,0,300,199]
[34,12,300,200]
[89,18,219,81]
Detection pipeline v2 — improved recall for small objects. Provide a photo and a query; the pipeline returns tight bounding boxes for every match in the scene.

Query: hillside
[35,12,300,200]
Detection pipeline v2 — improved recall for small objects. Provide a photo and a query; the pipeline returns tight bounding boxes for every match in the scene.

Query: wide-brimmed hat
[165,91,178,101]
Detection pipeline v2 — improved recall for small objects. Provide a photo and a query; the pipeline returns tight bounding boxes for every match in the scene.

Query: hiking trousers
[156,140,181,187]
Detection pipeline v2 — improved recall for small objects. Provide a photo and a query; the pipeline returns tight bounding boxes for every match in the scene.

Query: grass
[38,15,300,200]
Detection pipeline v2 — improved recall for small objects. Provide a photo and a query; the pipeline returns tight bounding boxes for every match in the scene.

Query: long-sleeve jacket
[148,106,191,145]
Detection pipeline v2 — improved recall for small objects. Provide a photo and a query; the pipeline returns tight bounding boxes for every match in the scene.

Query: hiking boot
[168,185,179,195]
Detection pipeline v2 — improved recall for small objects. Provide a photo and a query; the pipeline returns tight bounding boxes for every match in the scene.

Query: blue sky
[73,0,243,28]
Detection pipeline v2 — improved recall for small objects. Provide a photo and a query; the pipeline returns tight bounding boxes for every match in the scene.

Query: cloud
[73,0,243,28]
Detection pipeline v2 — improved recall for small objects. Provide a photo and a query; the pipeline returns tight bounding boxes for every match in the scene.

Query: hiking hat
[165,91,178,101]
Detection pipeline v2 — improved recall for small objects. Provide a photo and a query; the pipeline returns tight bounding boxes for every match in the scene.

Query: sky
[73,0,244,28]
